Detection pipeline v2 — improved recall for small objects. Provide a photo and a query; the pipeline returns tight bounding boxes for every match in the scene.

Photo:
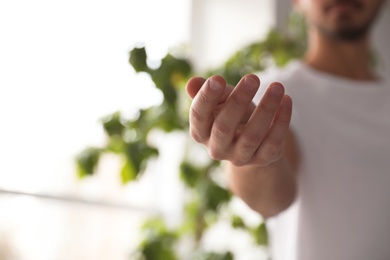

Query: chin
[317,22,369,42]
[329,28,368,42]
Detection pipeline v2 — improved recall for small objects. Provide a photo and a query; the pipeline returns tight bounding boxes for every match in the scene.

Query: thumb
[185,77,206,99]
[186,75,234,103]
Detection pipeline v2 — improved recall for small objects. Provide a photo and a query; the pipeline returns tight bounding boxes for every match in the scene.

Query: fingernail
[243,76,257,90]
[270,84,284,97]
[281,96,292,108]
[209,78,221,91]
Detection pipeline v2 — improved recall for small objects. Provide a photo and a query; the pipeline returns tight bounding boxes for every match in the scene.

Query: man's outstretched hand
[186,74,292,167]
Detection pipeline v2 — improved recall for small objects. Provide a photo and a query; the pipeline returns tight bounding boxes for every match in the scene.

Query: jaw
[298,0,385,43]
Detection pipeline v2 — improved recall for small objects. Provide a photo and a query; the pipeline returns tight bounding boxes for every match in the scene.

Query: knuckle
[257,143,281,165]
[239,142,258,157]
[198,91,210,104]
[212,121,233,137]
[230,94,248,107]
[274,114,290,127]
[190,107,205,123]
[208,148,225,161]
[264,143,281,158]
[190,128,206,143]
[242,132,262,146]
[258,102,275,115]
[230,157,249,167]
[236,133,262,158]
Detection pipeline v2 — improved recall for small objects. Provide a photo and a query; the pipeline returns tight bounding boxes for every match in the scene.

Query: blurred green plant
[76,11,306,260]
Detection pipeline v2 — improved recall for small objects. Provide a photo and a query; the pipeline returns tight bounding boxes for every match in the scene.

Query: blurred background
[0,1,389,259]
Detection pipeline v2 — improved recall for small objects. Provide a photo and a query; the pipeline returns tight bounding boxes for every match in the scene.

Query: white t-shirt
[253,61,390,260]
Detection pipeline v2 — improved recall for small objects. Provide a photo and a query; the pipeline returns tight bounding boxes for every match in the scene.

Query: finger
[218,84,235,104]
[186,77,206,99]
[189,75,227,143]
[254,95,293,166]
[231,82,286,164]
[208,74,260,159]
[186,76,235,104]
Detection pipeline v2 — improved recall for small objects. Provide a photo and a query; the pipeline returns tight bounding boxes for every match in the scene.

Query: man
[186,0,389,259]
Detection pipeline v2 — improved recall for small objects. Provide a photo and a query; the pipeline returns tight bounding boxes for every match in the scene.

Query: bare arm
[186,74,299,218]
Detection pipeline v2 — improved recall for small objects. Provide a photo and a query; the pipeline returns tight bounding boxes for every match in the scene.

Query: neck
[304,29,377,81]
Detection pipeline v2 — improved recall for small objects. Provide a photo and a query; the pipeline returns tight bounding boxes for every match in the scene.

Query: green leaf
[180,199,200,234]
[149,54,192,107]
[146,105,185,132]
[161,83,178,107]
[129,47,149,72]
[141,235,178,260]
[231,215,246,229]
[75,147,102,178]
[124,141,158,177]
[137,218,179,260]
[204,182,232,212]
[101,111,124,137]
[128,109,154,139]
[141,240,177,260]
[191,251,234,260]
[252,222,269,246]
[120,159,136,184]
[180,161,201,188]
[106,135,125,154]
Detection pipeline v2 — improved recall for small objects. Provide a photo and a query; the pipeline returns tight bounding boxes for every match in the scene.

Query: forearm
[226,157,297,219]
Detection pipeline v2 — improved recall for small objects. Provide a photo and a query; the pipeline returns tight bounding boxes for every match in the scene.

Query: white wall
[190,0,276,72]
[0,1,192,259]
[275,0,294,33]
